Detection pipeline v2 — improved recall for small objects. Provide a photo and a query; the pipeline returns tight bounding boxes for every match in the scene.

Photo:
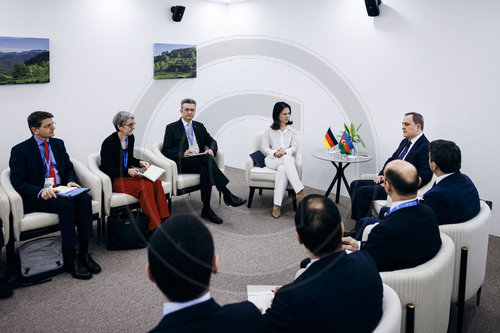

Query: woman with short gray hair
[99,112,169,232]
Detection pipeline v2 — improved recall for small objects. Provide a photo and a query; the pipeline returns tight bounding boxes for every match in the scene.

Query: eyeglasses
[124,122,136,128]
[39,122,56,129]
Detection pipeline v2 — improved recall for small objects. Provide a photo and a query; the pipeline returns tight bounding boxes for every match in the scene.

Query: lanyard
[184,123,195,146]
[123,136,128,169]
[386,199,419,216]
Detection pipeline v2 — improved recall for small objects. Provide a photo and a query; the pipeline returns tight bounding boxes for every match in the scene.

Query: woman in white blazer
[262,102,305,218]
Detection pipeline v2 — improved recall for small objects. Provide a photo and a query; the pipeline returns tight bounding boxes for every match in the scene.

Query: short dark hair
[384,163,419,196]
[429,139,461,173]
[181,98,197,108]
[270,101,293,130]
[404,112,424,130]
[27,111,53,132]
[148,215,214,302]
[294,195,342,256]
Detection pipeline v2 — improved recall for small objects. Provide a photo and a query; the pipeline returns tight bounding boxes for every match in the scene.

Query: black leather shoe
[223,193,247,207]
[79,254,101,274]
[201,207,223,224]
[67,259,92,280]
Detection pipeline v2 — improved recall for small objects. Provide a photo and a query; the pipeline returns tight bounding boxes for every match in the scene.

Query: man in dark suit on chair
[424,139,480,224]
[147,214,264,333]
[343,160,442,272]
[161,98,246,224]
[9,111,100,280]
[263,195,383,332]
[349,112,432,223]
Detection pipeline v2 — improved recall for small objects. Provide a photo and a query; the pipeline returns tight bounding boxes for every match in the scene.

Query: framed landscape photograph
[0,36,50,85]
[154,43,196,80]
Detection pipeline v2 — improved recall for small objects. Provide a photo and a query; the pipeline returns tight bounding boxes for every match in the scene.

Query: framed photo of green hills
[0,36,50,85]
[154,43,196,80]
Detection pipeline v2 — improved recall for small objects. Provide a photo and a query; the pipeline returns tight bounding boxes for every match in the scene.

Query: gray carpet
[0,167,499,332]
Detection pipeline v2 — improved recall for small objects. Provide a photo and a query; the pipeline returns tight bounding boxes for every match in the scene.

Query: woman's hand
[274,147,286,158]
[128,168,142,178]
[139,160,150,170]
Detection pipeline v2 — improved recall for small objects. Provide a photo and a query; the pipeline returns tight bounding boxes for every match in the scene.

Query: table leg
[325,173,339,198]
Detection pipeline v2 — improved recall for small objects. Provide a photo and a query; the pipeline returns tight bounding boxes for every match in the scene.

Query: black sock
[78,241,89,259]
[221,186,231,198]
[202,203,211,211]
[63,246,76,263]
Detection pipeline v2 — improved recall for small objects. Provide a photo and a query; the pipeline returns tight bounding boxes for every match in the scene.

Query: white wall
[1,0,499,235]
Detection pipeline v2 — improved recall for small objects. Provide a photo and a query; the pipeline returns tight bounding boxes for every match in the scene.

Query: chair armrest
[152,142,178,194]
[1,168,23,241]
[215,149,225,172]
[245,157,255,184]
[87,153,113,216]
[135,147,172,193]
[0,185,10,246]
[361,173,377,180]
[71,158,102,216]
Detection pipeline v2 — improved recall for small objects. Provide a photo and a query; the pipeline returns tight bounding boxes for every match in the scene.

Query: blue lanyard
[184,123,194,146]
[386,199,419,216]
[123,136,128,169]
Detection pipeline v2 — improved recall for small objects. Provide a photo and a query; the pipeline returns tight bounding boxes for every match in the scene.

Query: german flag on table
[323,127,338,149]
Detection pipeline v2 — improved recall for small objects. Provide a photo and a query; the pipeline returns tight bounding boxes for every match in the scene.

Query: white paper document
[140,164,165,182]
[247,285,281,314]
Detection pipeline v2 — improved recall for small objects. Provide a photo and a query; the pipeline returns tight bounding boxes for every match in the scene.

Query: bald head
[384,160,419,196]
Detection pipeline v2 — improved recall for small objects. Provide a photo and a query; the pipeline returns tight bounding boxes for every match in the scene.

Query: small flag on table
[323,127,338,150]
[340,130,355,153]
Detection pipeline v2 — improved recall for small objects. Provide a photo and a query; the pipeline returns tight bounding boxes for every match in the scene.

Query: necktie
[43,141,57,187]
[398,140,411,160]
[187,122,193,136]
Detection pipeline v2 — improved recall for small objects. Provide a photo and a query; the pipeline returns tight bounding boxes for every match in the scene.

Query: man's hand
[128,168,142,178]
[139,160,150,170]
[373,175,384,184]
[41,188,58,200]
[183,149,195,158]
[67,182,81,188]
[204,149,214,157]
[342,236,360,252]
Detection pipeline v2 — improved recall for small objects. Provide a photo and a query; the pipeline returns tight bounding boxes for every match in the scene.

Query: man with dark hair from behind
[343,160,442,272]
[263,195,383,332]
[147,214,263,333]
[424,139,480,224]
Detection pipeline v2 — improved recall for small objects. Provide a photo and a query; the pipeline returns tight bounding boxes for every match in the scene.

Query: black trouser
[180,154,229,204]
[24,193,93,248]
[349,179,387,221]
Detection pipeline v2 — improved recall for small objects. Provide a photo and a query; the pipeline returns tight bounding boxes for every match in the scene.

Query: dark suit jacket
[161,119,218,168]
[263,251,383,333]
[99,132,141,182]
[9,137,79,209]
[379,134,432,187]
[149,298,263,333]
[363,203,442,272]
[423,172,480,225]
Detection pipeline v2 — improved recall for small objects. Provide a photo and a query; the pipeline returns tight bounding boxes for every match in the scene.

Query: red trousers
[113,177,169,230]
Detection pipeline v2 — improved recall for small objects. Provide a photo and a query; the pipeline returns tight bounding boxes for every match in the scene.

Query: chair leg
[259,189,263,195]
[168,197,172,213]
[406,303,415,333]
[6,239,15,272]
[476,286,482,306]
[248,188,256,208]
[219,190,222,205]
[457,246,468,333]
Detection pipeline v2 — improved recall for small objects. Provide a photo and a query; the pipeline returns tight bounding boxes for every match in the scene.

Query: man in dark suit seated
[349,112,432,224]
[263,195,383,332]
[146,214,264,333]
[343,160,442,272]
[9,111,101,280]
[162,98,246,224]
[425,139,480,224]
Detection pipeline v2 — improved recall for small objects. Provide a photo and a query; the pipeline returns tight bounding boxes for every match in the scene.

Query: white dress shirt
[162,292,211,317]
[261,125,298,157]
[181,118,200,153]
[403,132,424,160]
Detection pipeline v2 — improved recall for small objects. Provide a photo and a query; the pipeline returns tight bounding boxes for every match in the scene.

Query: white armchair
[245,132,302,210]
[0,185,10,249]
[439,200,491,333]
[379,233,455,333]
[360,173,437,217]
[151,141,224,205]
[373,284,402,333]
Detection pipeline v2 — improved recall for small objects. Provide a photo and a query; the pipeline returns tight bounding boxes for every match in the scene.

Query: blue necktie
[398,140,411,160]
